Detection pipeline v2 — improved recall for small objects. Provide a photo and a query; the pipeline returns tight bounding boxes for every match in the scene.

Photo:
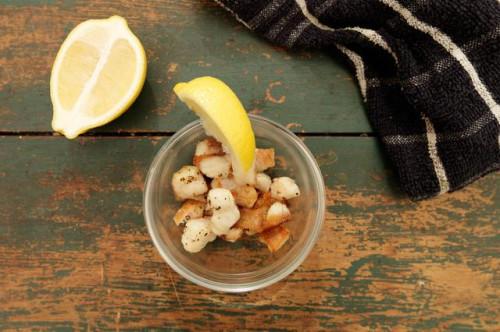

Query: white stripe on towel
[380,0,500,124]
[337,45,367,100]
[213,0,251,29]
[345,27,398,63]
[287,0,336,46]
[383,111,496,145]
[292,0,397,63]
[422,115,450,194]
[248,0,288,29]
[295,0,335,31]
[267,6,300,39]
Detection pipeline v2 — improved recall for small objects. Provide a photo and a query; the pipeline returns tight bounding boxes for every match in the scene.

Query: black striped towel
[215,0,500,200]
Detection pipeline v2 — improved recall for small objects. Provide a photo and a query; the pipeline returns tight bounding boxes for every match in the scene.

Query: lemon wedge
[174,77,256,185]
[50,16,147,139]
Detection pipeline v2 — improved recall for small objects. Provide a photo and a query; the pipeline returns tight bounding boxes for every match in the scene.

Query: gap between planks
[0,131,376,138]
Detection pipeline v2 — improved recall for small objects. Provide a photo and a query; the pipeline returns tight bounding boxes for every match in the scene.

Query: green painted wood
[0,0,370,134]
[0,137,497,330]
[1,0,498,330]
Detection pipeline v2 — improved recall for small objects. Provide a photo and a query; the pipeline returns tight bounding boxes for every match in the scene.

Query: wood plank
[0,136,497,330]
[0,0,370,134]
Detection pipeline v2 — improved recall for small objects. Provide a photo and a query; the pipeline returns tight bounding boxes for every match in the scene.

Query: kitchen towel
[215,0,500,200]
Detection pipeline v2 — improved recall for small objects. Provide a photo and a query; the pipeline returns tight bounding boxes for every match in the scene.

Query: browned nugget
[259,225,290,252]
[255,148,275,172]
[173,199,205,225]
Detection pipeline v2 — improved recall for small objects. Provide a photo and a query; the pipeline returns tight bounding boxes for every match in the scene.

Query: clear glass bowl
[144,115,325,292]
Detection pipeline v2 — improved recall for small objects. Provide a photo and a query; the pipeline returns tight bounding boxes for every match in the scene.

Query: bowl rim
[143,114,325,292]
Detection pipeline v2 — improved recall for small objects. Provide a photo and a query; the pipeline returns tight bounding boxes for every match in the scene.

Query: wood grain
[0,0,370,134]
[0,137,497,331]
[1,0,498,330]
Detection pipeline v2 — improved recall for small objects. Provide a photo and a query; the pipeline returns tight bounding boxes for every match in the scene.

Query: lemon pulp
[50,16,147,139]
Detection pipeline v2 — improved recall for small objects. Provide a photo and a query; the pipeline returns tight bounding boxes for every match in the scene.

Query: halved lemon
[174,77,256,185]
[50,16,146,139]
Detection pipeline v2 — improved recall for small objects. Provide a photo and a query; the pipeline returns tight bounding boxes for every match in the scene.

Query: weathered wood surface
[0,137,498,331]
[0,0,370,134]
[1,0,499,330]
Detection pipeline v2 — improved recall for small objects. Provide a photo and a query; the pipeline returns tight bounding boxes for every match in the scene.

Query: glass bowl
[144,115,325,292]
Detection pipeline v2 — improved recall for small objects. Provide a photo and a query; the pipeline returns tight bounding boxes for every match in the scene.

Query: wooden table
[1,1,498,330]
